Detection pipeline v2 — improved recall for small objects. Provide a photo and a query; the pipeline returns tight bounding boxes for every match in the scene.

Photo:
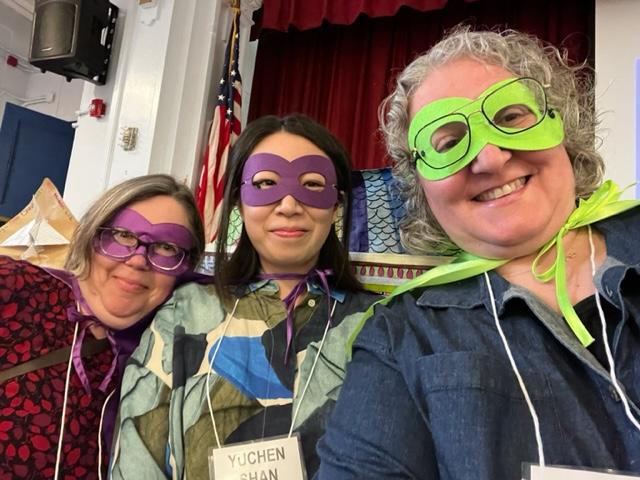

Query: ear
[332,195,343,222]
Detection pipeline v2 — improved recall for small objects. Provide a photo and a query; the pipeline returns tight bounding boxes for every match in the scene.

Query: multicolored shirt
[111,280,376,479]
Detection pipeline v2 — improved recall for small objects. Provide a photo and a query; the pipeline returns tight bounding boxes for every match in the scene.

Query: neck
[497,226,607,308]
[259,262,319,301]
[275,278,306,301]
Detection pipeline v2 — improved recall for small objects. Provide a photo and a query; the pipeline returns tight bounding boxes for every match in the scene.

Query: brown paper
[0,178,78,269]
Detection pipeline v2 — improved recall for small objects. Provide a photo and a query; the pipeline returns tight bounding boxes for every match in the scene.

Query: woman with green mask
[316,27,640,479]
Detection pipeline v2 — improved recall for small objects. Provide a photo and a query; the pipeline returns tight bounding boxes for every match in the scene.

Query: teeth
[477,177,526,201]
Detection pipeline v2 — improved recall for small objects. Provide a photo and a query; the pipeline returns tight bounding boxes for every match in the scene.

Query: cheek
[312,209,337,236]
[241,208,267,243]
[241,205,267,227]
[151,274,177,301]
[90,253,118,279]
[420,176,456,216]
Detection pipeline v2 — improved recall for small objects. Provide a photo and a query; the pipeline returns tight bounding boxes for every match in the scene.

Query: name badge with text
[523,464,640,480]
[209,434,307,480]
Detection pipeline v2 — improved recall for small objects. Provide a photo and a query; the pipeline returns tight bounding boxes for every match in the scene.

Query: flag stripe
[196,8,242,242]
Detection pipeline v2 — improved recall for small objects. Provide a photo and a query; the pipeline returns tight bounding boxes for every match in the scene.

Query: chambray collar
[238,277,346,303]
[416,206,640,315]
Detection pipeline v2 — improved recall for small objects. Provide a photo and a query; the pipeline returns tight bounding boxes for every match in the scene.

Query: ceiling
[0,0,34,19]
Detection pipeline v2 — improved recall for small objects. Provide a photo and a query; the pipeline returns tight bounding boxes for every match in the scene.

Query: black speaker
[29,0,119,85]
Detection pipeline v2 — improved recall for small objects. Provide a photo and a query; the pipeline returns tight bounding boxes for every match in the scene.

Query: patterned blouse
[111,280,377,479]
[0,256,116,479]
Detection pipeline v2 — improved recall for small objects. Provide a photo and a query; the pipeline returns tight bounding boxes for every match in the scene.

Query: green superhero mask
[408,77,565,180]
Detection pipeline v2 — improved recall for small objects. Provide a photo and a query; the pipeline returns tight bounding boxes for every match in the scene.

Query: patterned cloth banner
[349,168,405,253]
[196,7,242,242]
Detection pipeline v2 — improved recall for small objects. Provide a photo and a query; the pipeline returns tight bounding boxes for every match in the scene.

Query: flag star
[218,94,224,100]
[219,79,225,85]
[227,108,233,115]
[230,70,236,77]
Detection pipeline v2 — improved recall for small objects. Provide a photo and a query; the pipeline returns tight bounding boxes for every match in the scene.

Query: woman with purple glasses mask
[111,114,378,479]
[0,174,206,479]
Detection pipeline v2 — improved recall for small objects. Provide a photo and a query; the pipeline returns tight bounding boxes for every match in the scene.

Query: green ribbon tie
[348,180,640,354]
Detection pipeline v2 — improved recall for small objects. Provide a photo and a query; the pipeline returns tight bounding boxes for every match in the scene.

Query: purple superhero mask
[94,208,195,276]
[240,153,338,209]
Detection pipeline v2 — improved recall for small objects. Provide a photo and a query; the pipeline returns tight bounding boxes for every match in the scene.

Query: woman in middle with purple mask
[111,114,377,479]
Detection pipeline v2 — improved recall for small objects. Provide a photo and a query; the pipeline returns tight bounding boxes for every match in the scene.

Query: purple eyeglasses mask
[240,153,338,209]
[95,208,195,276]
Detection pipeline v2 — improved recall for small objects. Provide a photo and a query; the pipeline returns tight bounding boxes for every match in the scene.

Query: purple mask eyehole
[240,153,338,208]
[94,208,195,276]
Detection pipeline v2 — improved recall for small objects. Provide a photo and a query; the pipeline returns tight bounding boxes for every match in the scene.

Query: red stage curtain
[257,0,480,32]
[248,0,594,170]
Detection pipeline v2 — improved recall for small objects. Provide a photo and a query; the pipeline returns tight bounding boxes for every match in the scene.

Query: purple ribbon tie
[257,268,333,364]
[66,307,120,395]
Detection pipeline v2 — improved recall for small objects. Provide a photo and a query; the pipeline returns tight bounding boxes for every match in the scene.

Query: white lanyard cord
[483,272,545,467]
[207,298,240,449]
[98,388,116,480]
[288,300,337,437]
[54,321,80,480]
[587,226,640,432]
[110,413,122,477]
[207,297,337,447]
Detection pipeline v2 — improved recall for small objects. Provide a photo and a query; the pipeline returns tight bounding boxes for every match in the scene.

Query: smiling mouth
[115,277,147,292]
[475,176,528,202]
[272,229,307,238]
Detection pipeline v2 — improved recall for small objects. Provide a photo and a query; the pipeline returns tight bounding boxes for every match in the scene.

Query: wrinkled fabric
[317,207,640,480]
[112,280,376,479]
[0,257,116,478]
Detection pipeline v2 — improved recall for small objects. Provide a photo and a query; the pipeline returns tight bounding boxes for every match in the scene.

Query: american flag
[196,7,242,242]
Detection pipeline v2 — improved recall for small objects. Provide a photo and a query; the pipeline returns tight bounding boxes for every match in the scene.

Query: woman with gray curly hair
[316,27,640,479]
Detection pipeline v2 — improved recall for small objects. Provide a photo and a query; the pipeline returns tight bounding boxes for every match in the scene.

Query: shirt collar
[240,277,346,303]
[415,207,640,313]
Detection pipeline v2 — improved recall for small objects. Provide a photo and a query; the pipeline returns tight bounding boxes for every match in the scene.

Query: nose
[124,245,151,270]
[275,194,303,215]
[469,144,512,174]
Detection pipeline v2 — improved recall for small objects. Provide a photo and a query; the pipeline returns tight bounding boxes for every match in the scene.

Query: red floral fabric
[0,256,115,479]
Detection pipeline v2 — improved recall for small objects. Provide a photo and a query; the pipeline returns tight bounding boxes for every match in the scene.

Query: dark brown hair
[214,114,362,299]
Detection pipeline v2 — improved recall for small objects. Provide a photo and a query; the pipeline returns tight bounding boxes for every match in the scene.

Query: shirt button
[307,299,316,307]
[609,385,621,402]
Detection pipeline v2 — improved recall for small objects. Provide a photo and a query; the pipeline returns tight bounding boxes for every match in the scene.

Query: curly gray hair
[380,26,603,255]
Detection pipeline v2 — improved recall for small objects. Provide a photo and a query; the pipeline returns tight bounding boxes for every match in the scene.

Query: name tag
[209,434,307,480]
[524,464,640,479]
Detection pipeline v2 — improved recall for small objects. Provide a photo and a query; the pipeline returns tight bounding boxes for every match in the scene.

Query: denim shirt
[317,208,640,480]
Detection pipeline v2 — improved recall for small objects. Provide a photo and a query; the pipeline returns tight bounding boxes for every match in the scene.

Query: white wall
[24,72,83,121]
[0,2,31,121]
[0,2,82,123]
[63,0,260,217]
[595,0,640,198]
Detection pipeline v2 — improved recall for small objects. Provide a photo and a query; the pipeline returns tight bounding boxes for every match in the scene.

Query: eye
[252,179,277,189]
[151,242,182,257]
[434,136,462,153]
[112,229,138,246]
[300,172,326,192]
[430,121,468,154]
[251,171,279,190]
[493,104,536,128]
